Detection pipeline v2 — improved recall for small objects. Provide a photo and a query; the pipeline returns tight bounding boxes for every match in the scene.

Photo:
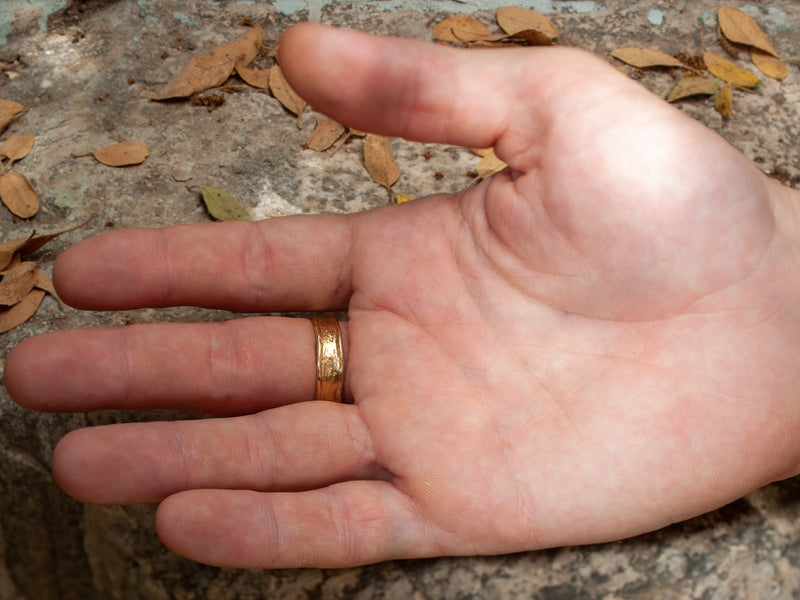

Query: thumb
[278,22,628,153]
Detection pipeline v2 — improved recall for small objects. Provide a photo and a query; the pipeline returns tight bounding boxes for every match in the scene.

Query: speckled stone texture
[0,1,799,598]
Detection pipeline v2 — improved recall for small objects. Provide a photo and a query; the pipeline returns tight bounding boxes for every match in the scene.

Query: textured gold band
[311,316,344,403]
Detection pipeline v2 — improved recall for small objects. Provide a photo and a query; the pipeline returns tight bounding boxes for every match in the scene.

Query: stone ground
[1,0,799,598]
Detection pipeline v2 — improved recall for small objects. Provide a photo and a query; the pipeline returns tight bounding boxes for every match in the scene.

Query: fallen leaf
[714,84,733,118]
[496,6,558,39]
[0,172,38,218]
[432,16,491,43]
[91,140,149,167]
[0,99,25,135]
[269,65,306,116]
[235,64,270,88]
[750,48,789,80]
[0,261,37,306]
[0,232,33,271]
[396,194,415,204]
[476,148,507,179]
[718,6,778,57]
[0,288,45,334]
[17,218,93,257]
[363,134,400,189]
[0,132,35,162]
[32,268,55,296]
[703,51,759,88]
[153,27,264,100]
[497,29,554,46]
[471,148,493,157]
[610,48,685,69]
[304,119,346,152]
[195,186,253,221]
[666,76,721,102]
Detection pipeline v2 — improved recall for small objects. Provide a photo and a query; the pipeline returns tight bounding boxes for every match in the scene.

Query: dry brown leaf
[433,16,491,43]
[718,6,778,57]
[0,261,37,306]
[0,99,25,135]
[496,29,554,46]
[703,52,759,88]
[714,84,733,118]
[91,140,149,167]
[0,288,45,334]
[364,134,400,189]
[750,48,789,80]
[0,132,35,162]
[235,64,270,88]
[304,119,346,152]
[153,27,263,100]
[269,65,306,116]
[476,148,507,179]
[666,76,721,102]
[32,268,55,296]
[610,48,685,69]
[471,148,493,157]
[0,232,34,271]
[496,6,558,39]
[0,172,38,218]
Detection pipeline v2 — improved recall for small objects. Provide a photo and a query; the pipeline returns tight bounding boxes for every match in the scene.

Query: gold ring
[311,316,344,403]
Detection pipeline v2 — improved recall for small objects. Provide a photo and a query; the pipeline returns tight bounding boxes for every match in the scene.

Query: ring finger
[5,315,350,415]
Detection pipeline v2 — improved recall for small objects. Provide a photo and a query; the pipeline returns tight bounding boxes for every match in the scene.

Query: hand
[6,23,800,569]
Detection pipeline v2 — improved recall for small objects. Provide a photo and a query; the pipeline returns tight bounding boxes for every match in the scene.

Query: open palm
[7,24,800,568]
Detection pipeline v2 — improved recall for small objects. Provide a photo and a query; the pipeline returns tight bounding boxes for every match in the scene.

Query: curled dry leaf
[496,6,558,40]
[0,99,25,135]
[195,185,253,222]
[0,218,92,272]
[476,148,507,179]
[0,172,38,218]
[432,16,491,43]
[0,132,35,162]
[153,27,264,100]
[0,288,45,334]
[714,84,733,118]
[91,140,149,167]
[666,76,721,102]
[269,65,306,116]
[0,261,37,306]
[304,119,346,152]
[750,48,789,81]
[703,51,759,88]
[610,48,685,69]
[363,134,400,189]
[718,6,778,57]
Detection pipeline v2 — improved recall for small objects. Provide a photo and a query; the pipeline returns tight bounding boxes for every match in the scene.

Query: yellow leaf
[666,76,721,102]
[0,172,38,218]
[496,6,558,39]
[432,16,491,43]
[476,148,507,179]
[718,6,778,57]
[714,84,733,118]
[703,51,759,88]
[396,194,415,204]
[269,65,306,116]
[91,140,149,167]
[0,132,35,162]
[750,48,789,81]
[610,48,685,69]
[363,134,400,189]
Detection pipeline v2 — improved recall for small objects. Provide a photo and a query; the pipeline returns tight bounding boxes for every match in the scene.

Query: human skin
[5,23,800,568]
